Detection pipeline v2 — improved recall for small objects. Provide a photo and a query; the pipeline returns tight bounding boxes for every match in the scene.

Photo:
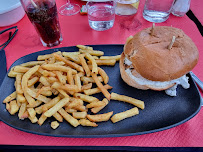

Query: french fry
[79,119,98,127]
[10,100,19,115]
[48,77,59,83]
[54,61,66,66]
[78,54,91,77]
[39,76,51,87]
[20,61,45,67]
[81,76,103,83]
[62,52,80,57]
[37,54,53,60]
[91,73,111,100]
[72,111,87,119]
[74,74,82,91]
[17,94,26,103]
[36,83,43,89]
[52,82,79,93]
[26,88,51,103]
[38,114,47,126]
[21,111,29,119]
[44,97,69,117]
[35,106,43,115]
[98,67,109,84]
[27,100,42,108]
[74,93,99,103]
[65,108,77,113]
[86,101,106,109]
[73,105,87,112]
[24,92,36,107]
[79,49,104,56]
[110,92,145,109]
[84,84,112,95]
[27,108,36,118]
[3,91,16,103]
[111,107,139,123]
[91,98,109,114]
[41,96,61,112]
[81,83,92,91]
[92,56,99,60]
[8,71,23,77]
[88,59,116,66]
[48,57,56,64]
[28,76,39,87]
[53,53,84,72]
[57,89,69,97]
[6,103,10,113]
[53,112,63,122]
[55,71,67,84]
[68,101,82,109]
[36,87,52,97]
[100,55,121,61]
[21,65,40,106]
[28,116,38,123]
[87,111,113,122]
[51,88,59,95]
[67,70,74,85]
[41,64,77,74]
[65,55,81,65]
[51,121,60,129]
[16,74,23,94]
[77,72,85,77]
[85,53,98,74]
[38,68,50,77]
[58,108,80,127]
[12,66,30,73]
[18,102,27,120]
[69,97,84,106]
[76,45,93,50]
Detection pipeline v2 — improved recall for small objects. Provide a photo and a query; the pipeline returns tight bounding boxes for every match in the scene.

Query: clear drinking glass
[171,0,191,17]
[115,0,140,16]
[143,0,175,23]
[59,0,80,16]
[87,0,116,31]
[20,0,63,47]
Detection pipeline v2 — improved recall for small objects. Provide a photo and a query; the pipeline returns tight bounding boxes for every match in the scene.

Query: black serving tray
[0,45,201,138]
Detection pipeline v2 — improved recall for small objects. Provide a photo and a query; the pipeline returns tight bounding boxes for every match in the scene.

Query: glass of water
[143,0,175,23]
[87,0,116,31]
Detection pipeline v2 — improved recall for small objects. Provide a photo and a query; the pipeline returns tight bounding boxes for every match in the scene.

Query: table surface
[0,0,203,147]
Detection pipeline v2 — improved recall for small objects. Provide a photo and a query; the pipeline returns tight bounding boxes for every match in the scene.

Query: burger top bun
[124,26,199,82]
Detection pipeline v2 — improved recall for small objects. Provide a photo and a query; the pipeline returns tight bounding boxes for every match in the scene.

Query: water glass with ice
[143,0,175,23]
[87,0,116,31]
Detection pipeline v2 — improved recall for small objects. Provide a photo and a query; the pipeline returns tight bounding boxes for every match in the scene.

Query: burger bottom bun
[120,52,176,91]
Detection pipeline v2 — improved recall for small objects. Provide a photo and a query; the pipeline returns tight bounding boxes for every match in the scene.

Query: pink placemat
[0,0,202,147]
[190,0,203,24]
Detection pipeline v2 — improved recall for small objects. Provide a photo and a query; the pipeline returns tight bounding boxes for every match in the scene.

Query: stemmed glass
[59,0,80,16]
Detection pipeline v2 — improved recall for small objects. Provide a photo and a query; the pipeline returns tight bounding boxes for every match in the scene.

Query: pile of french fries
[3,45,145,129]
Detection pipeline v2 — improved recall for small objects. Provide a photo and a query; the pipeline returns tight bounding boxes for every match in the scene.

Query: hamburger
[120,26,199,96]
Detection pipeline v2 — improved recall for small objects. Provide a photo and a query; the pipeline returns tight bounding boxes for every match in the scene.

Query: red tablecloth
[190,0,203,24]
[0,0,203,147]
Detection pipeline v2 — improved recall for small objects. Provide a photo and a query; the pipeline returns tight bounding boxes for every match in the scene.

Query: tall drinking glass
[143,0,175,23]
[59,0,80,16]
[20,0,63,47]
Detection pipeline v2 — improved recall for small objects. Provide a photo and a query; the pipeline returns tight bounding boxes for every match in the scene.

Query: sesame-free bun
[120,26,199,91]
[120,52,175,91]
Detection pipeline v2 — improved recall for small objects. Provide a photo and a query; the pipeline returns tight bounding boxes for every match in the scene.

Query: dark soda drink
[22,0,62,47]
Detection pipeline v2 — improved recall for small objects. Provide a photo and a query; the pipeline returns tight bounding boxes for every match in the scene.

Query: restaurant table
[188,0,203,36]
[190,0,203,25]
[0,0,203,150]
